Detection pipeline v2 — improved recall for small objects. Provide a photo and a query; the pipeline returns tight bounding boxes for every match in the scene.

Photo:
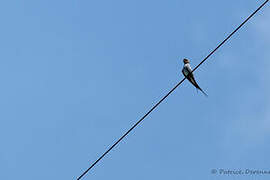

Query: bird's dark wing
[186,71,208,97]
[186,74,200,89]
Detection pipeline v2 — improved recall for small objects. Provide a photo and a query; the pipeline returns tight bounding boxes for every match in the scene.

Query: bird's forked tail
[196,86,208,97]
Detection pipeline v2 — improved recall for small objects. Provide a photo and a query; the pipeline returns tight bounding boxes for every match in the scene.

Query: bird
[182,58,208,97]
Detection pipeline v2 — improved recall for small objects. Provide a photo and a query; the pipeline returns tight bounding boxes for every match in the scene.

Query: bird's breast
[182,68,190,76]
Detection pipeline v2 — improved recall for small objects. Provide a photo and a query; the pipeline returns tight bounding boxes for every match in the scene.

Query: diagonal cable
[77,0,269,179]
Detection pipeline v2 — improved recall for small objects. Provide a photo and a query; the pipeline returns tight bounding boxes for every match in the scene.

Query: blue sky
[0,0,269,179]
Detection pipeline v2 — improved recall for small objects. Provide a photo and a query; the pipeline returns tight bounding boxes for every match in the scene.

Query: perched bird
[182,58,208,97]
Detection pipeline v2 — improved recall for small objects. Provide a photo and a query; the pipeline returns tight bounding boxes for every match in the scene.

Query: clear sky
[0,0,269,179]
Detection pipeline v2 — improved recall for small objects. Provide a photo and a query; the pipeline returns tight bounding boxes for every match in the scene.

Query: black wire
[77,1,269,179]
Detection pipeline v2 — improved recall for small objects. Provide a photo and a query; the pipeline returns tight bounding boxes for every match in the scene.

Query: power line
[77,1,269,179]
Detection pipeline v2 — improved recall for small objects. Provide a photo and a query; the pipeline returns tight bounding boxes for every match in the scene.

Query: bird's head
[183,58,190,64]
